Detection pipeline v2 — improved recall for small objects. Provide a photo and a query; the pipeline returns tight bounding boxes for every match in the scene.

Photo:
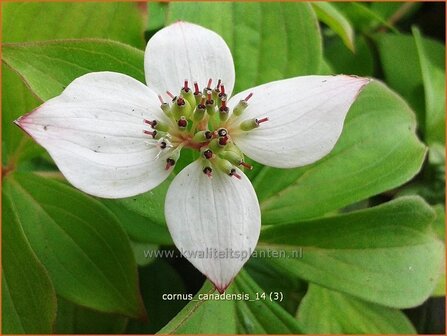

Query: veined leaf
[413,28,445,144]
[3,173,145,318]
[55,297,128,334]
[260,197,444,308]
[377,33,445,138]
[102,178,173,245]
[159,270,303,334]
[298,284,416,333]
[2,191,57,334]
[312,2,355,51]
[2,2,144,48]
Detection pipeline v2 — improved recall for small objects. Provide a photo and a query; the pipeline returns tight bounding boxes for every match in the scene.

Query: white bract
[15,21,369,293]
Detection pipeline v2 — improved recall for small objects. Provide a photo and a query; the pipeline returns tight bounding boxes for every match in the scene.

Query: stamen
[199,96,206,108]
[219,96,229,121]
[256,117,269,125]
[144,119,157,128]
[148,80,259,173]
[143,130,157,138]
[154,138,171,160]
[229,169,242,180]
[194,81,200,95]
[217,128,228,137]
[232,95,251,116]
[218,136,229,146]
[203,149,213,159]
[240,161,253,170]
[177,97,185,106]
[165,158,176,170]
[177,117,188,128]
[219,96,229,119]
[206,90,213,103]
[240,117,267,131]
[203,167,213,178]
[159,95,170,115]
[192,130,213,142]
[220,96,227,109]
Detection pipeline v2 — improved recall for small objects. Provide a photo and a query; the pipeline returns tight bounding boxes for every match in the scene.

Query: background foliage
[2,1,445,334]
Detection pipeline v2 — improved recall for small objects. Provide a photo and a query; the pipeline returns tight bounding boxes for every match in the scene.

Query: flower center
[143,79,268,179]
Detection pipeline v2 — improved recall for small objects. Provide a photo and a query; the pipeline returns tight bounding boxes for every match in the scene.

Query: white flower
[15,22,369,293]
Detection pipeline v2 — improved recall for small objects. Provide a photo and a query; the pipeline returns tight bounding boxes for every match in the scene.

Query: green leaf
[3,173,145,318]
[333,3,398,33]
[3,39,144,102]
[2,2,144,48]
[312,2,355,51]
[233,270,303,334]
[325,35,374,76]
[2,66,44,166]
[159,271,303,334]
[318,58,335,75]
[260,196,444,308]
[255,81,426,225]
[432,204,446,242]
[298,284,416,334]
[102,178,173,245]
[130,241,159,267]
[377,33,445,135]
[147,2,168,32]
[413,28,446,144]
[55,297,128,334]
[165,2,322,92]
[127,260,188,334]
[245,257,307,315]
[432,269,446,298]
[431,204,445,297]
[370,2,421,23]
[2,190,57,334]
[158,281,237,334]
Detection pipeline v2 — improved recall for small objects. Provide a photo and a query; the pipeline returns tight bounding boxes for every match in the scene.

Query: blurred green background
[2,1,445,334]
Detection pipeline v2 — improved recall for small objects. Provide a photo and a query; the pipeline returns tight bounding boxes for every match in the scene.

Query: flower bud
[200,147,214,160]
[193,98,206,122]
[161,102,171,116]
[145,119,170,132]
[214,157,234,175]
[177,116,188,130]
[172,97,192,120]
[181,80,196,109]
[219,150,243,166]
[164,145,182,170]
[232,100,248,116]
[193,130,213,143]
[240,118,258,131]
[208,138,227,154]
[206,103,216,116]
